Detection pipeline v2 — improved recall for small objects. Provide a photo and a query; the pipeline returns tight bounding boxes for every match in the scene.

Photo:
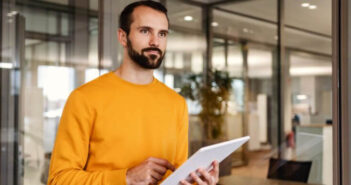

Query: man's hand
[180,160,219,185]
[126,157,175,185]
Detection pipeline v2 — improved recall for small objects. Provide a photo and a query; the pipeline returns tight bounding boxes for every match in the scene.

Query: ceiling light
[301,3,310,7]
[184,16,193,21]
[297,94,308,100]
[309,5,317,9]
[290,66,332,76]
[211,22,219,27]
[7,11,18,17]
[0,62,13,69]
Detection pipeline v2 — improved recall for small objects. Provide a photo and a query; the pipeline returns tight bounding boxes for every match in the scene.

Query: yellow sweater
[47,72,189,185]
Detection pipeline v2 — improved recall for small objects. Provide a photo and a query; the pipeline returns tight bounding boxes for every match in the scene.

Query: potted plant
[180,70,233,176]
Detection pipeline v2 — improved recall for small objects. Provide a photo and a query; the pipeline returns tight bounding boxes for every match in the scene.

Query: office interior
[0,0,335,185]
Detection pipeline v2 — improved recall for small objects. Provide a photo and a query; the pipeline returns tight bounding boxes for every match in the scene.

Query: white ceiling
[167,0,203,31]
[218,0,277,22]
[167,0,332,55]
[219,0,331,36]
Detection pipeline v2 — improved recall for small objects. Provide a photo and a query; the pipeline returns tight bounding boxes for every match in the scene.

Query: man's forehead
[131,6,169,29]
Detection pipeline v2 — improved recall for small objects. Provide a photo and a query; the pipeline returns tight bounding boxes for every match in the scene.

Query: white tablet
[160,136,250,185]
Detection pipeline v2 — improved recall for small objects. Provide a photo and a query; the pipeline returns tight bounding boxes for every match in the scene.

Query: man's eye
[141,29,149,34]
[159,32,167,37]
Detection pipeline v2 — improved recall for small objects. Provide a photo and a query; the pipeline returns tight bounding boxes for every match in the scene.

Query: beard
[127,38,165,69]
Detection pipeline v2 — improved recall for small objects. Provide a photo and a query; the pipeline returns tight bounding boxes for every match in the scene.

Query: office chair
[267,158,312,183]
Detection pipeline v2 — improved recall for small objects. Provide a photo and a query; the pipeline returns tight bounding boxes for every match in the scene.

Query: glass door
[0,0,25,182]
[1,0,104,184]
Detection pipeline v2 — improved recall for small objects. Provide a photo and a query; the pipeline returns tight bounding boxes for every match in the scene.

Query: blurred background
[0,0,333,185]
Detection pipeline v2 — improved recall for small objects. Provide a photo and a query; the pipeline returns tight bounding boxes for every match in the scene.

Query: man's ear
[117,28,128,47]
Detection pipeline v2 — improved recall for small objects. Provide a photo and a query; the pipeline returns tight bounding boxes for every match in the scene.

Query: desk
[296,124,332,185]
[219,175,320,185]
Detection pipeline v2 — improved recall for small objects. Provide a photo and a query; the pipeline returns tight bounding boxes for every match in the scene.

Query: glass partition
[213,1,278,179]
[13,1,100,184]
[0,0,334,184]
[285,0,332,184]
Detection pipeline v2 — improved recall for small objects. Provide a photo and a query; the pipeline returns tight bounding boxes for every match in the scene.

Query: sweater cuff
[105,168,128,185]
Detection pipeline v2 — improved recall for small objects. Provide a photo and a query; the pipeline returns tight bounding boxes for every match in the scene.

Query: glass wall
[0,0,333,185]
[216,0,333,184]
[19,1,101,184]
[0,0,103,184]
[212,0,279,179]
[285,0,332,184]
[165,1,206,166]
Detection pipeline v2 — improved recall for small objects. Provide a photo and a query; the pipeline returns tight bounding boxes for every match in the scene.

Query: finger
[213,160,219,177]
[198,168,214,184]
[149,157,175,171]
[191,172,204,185]
[180,180,192,185]
[150,163,168,175]
[147,157,175,171]
[146,175,158,185]
[145,159,166,172]
[150,169,163,181]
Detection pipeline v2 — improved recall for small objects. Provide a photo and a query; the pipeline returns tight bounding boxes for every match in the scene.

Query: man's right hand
[126,157,175,185]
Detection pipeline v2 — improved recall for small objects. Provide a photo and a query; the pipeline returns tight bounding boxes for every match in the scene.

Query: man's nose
[149,33,160,47]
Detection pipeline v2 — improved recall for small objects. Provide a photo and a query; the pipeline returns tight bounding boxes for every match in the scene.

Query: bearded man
[47,1,219,185]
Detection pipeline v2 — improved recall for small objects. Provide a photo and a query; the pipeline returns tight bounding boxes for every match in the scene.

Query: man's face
[126,6,169,69]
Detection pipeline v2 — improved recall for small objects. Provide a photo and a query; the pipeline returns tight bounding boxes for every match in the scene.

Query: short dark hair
[119,0,169,35]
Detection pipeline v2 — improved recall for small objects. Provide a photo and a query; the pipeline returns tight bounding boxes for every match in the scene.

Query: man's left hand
[180,160,219,185]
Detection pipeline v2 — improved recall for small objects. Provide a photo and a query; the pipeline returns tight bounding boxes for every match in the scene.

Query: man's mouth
[142,47,162,56]
[145,50,160,55]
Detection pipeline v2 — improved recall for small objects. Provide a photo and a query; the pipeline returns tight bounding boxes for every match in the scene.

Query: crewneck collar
[109,71,158,88]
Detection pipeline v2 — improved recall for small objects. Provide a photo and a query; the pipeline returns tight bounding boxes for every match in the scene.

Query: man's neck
[114,58,154,85]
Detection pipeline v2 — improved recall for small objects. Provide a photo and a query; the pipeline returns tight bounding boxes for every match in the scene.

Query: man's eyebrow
[137,26,152,30]
[160,29,169,34]
[137,26,169,33]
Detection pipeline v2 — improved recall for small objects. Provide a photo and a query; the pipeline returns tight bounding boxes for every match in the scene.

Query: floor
[231,150,272,179]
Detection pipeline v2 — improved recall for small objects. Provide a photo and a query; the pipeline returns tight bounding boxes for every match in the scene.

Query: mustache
[141,47,162,55]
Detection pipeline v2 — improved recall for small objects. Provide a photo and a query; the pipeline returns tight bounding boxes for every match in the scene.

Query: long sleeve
[174,98,189,169]
[47,90,127,185]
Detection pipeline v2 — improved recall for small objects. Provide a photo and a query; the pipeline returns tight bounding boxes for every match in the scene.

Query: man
[47,1,219,185]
